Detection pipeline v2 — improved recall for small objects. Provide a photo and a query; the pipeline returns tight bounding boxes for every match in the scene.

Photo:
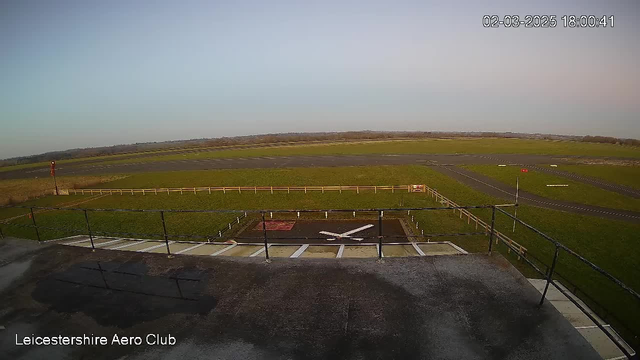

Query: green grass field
[88,138,640,166]
[3,137,638,173]
[559,165,640,190]
[462,165,640,212]
[2,164,638,344]
[0,175,126,206]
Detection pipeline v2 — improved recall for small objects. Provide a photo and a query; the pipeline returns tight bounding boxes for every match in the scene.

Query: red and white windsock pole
[50,161,58,195]
[513,175,519,232]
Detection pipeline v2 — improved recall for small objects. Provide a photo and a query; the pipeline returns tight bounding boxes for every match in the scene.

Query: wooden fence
[421,185,528,259]
[65,185,427,196]
[65,183,525,258]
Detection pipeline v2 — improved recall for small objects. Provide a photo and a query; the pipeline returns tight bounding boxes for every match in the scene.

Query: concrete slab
[418,242,462,255]
[301,245,339,258]
[146,242,196,254]
[75,237,114,247]
[183,243,230,255]
[342,245,378,258]
[218,245,262,257]
[527,279,569,301]
[103,240,142,250]
[267,245,299,258]
[382,244,419,257]
[115,241,160,252]
[527,278,634,358]
[578,327,626,360]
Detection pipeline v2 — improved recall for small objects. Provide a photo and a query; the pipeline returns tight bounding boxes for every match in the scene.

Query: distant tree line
[1,131,638,168]
[581,136,640,146]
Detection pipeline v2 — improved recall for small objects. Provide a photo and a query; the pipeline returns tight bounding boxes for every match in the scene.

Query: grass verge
[0,175,127,206]
[462,164,640,212]
[560,164,640,190]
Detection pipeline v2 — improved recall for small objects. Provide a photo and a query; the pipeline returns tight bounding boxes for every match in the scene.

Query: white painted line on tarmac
[412,242,426,256]
[52,234,86,242]
[210,244,236,256]
[249,245,270,257]
[445,241,469,254]
[606,356,630,360]
[175,242,206,254]
[337,244,345,258]
[94,239,125,247]
[575,325,611,329]
[290,244,309,258]
[139,242,174,252]
[65,237,93,245]
[111,240,147,250]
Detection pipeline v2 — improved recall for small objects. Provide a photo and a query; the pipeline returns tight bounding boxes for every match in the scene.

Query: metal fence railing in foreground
[0,203,637,357]
[493,206,638,359]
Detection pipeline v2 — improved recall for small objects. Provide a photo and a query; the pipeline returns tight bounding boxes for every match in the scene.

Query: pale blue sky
[1,0,639,158]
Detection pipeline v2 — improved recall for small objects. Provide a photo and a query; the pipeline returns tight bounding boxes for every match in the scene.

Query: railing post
[378,210,383,259]
[160,211,171,257]
[262,212,270,262]
[539,246,560,306]
[29,208,41,242]
[83,210,95,250]
[488,206,496,254]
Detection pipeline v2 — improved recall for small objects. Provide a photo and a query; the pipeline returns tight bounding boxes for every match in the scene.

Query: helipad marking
[175,242,206,254]
[290,244,309,258]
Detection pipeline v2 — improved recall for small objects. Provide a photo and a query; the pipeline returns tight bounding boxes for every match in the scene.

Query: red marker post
[50,161,59,195]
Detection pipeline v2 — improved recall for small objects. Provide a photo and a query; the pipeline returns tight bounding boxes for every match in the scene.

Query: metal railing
[494,206,638,359]
[65,184,427,195]
[423,186,529,258]
[0,202,636,357]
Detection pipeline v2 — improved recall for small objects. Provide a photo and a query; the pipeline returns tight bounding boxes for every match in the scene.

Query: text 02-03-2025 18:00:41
[482,15,614,28]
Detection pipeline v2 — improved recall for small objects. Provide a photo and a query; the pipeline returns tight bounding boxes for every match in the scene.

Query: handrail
[64,184,428,195]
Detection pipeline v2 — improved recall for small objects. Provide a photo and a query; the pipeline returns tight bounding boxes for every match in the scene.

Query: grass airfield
[1,138,639,348]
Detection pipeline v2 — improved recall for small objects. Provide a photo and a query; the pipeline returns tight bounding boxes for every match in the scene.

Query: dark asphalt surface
[0,239,600,360]
[528,165,640,199]
[431,165,640,223]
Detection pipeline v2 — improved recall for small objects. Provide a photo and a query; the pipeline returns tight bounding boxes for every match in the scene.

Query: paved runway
[431,165,640,223]
[0,153,610,180]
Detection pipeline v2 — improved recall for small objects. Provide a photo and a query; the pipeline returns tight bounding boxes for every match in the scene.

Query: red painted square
[254,221,296,231]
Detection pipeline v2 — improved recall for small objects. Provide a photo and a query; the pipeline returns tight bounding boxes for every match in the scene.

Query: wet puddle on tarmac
[31,261,217,328]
